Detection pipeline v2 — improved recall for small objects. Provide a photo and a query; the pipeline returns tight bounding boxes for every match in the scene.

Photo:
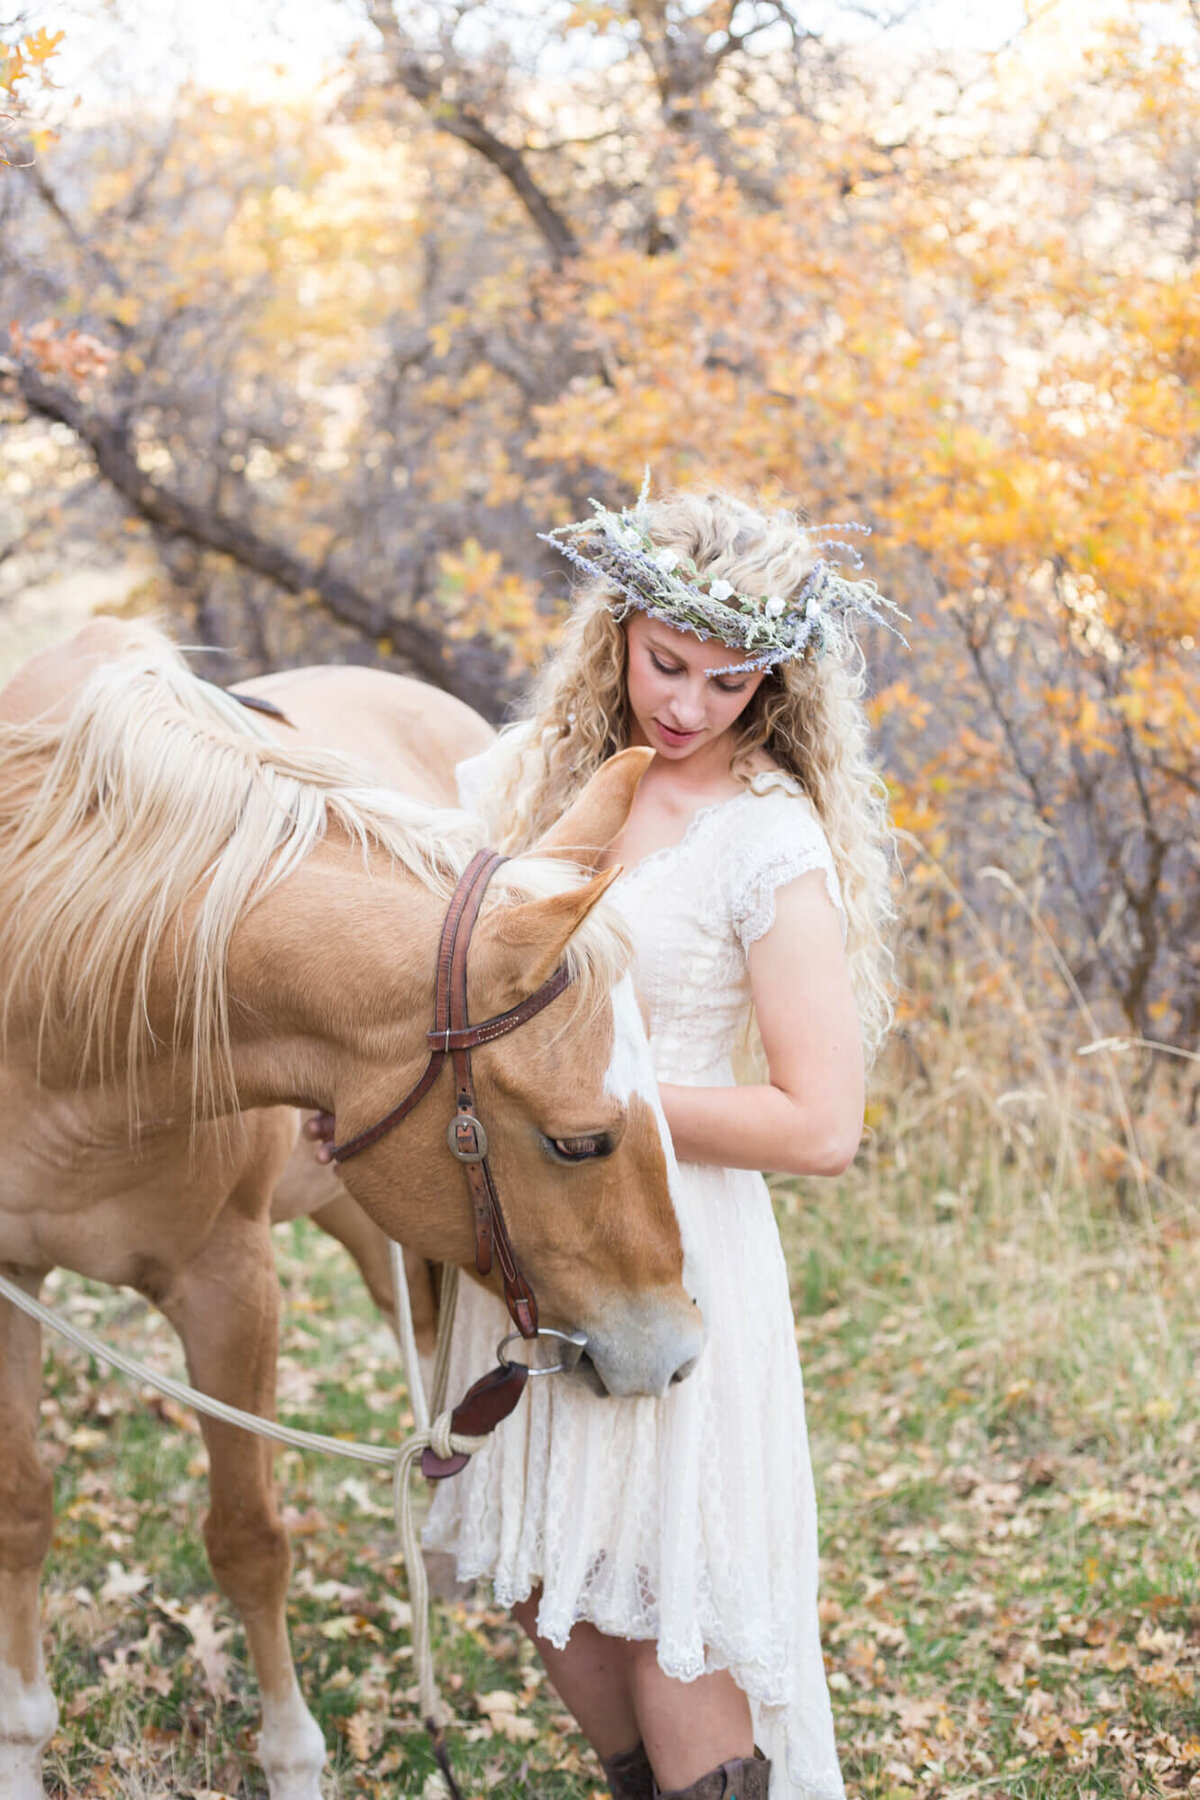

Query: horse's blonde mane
[0,629,630,1121]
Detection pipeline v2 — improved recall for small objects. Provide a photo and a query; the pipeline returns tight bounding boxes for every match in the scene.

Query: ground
[30,1154,1200,1800]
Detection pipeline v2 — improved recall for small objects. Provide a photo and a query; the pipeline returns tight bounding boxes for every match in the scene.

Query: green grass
[28,1122,1200,1798]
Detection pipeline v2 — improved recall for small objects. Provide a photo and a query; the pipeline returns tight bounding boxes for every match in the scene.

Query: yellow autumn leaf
[478,1689,539,1743]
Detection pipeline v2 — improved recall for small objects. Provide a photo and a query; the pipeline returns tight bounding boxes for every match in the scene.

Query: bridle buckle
[448,1112,489,1163]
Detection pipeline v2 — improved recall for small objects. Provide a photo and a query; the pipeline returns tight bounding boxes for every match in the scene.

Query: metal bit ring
[496,1327,589,1378]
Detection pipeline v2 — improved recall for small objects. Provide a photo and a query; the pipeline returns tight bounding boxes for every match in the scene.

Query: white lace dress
[424,758,847,1800]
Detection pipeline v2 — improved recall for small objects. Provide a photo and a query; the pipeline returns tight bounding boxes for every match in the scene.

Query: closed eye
[544,1132,615,1164]
[650,651,746,695]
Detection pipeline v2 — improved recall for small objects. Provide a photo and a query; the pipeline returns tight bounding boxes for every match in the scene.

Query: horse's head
[0,626,698,1395]
[330,750,703,1399]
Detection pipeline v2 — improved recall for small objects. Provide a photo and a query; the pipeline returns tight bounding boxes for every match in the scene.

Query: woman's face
[624,612,767,761]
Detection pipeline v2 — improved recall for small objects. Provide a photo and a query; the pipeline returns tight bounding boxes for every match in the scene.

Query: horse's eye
[549,1133,612,1163]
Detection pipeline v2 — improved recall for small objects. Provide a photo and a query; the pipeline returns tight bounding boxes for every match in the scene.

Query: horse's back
[235,665,495,806]
[0,626,496,811]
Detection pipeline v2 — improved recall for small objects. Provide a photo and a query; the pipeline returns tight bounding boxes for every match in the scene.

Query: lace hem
[433,1554,846,1800]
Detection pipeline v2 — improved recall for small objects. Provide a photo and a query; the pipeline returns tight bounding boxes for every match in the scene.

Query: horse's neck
[221,842,442,1114]
[3,839,444,1123]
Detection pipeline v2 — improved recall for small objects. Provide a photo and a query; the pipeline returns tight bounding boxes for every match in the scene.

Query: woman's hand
[658,869,865,1177]
[302,1111,337,1165]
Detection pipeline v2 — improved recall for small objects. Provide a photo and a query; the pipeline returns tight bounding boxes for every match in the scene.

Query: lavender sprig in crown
[539,487,909,675]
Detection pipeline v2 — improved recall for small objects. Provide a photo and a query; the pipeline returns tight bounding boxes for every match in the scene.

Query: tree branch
[960,626,1124,1008]
[365,2,579,265]
[15,365,513,720]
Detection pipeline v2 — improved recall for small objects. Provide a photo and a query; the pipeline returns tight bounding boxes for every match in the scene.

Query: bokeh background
[2,4,1199,1797]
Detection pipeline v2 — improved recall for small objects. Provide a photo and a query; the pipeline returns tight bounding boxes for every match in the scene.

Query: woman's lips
[653,720,701,747]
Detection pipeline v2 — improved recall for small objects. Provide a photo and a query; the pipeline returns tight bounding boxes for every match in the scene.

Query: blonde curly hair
[488,488,898,1062]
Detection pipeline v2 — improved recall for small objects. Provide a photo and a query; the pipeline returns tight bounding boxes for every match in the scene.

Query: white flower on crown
[616,523,644,550]
[709,578,736,601]
[764,595,786,618]
[654,547,681,572]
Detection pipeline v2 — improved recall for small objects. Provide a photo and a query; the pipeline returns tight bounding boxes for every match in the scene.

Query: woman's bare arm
[657,870,865,1176]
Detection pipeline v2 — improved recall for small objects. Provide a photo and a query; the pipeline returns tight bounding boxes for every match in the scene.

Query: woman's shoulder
[742,763,805,802]
[734,762,824,839]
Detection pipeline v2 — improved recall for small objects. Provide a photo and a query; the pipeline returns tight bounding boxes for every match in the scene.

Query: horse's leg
[309,1192,441,1356]
[307,1191,396,1321]
[311,1198,440,1410]
[272,1139,440,1355]
[158,1216,325,1800]
[0,1272,58,1800]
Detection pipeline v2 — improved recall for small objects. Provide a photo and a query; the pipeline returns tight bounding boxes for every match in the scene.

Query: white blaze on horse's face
[603,976,659,1109]
[565,973,704,1399]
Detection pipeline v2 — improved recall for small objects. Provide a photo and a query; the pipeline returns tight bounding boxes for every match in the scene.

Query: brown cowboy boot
[600,1740,656,1800]
[654,1750,771,1800]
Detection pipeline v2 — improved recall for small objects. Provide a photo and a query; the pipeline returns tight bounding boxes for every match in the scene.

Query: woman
[416,486,902,1800]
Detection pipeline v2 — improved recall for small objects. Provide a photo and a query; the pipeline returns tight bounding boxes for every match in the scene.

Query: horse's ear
[488,865,624,994]
[529,747,654,871]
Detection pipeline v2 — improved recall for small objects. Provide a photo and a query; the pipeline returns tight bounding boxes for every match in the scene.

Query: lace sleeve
[730,794,847,952]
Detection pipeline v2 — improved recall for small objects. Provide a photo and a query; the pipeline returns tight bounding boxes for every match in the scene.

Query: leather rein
[329,847,572,1349]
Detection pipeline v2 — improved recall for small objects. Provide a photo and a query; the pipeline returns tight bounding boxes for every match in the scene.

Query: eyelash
[649,653,747,696]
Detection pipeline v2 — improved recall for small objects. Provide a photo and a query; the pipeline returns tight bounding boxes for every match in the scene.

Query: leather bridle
[329,848,573,1345]
[232,690,564,1340]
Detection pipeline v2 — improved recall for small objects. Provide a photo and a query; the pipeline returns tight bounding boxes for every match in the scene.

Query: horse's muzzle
[563,1291,705,1399]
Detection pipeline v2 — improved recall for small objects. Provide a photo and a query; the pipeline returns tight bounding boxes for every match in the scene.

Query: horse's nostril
[671,1356,698,1386]
[575,1350,609,1396]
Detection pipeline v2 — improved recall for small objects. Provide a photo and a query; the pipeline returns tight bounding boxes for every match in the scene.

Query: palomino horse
[0,620,700,1800]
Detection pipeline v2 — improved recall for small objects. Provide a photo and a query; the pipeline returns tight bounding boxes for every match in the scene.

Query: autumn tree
[1,13,62,164]
[2,0,1197,1075]
[1,3,900,704]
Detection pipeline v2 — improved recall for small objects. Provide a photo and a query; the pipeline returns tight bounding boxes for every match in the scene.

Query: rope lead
[0,1264,480,1786]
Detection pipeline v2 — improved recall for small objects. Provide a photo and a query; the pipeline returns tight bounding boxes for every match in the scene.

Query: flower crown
[539,484,908,674]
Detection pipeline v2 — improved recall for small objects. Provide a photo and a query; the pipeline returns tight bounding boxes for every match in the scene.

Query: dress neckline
[617,768,804,884]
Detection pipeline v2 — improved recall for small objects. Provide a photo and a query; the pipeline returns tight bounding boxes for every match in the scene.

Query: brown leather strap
[329,851,498,1166]
[427,963,572,1051]
[328,1051,447,1163]
[442,858,541,1333]
[459,1152,538,1333]
[433,850,498,1045]
[327,848,572,1342]
[446,852,506,1275]
[426,1720,467,1800]
[420,1361,530,1480]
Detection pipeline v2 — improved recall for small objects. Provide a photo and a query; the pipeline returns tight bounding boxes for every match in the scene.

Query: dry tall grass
[809,840,1200,1439]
